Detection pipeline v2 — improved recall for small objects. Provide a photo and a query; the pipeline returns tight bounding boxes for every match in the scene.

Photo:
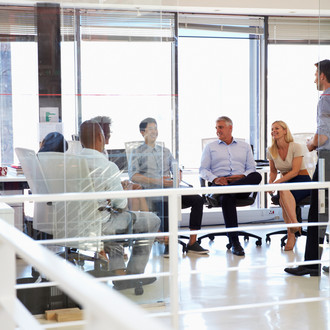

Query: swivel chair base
[197,231,262,247]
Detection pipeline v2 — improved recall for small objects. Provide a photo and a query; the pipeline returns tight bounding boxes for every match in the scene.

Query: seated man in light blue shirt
[200,116,262,256]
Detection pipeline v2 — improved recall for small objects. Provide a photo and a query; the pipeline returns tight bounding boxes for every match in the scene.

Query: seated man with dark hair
[128,117,209,256]
[79,120,160,290]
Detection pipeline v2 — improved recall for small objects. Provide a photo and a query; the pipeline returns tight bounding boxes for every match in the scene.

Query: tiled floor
[16,225,330,330]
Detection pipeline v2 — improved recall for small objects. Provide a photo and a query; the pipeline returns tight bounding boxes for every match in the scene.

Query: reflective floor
[16,226,330,330]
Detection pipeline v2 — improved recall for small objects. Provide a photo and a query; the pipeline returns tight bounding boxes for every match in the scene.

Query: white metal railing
[0,219,171,330]
[0,181,329,329]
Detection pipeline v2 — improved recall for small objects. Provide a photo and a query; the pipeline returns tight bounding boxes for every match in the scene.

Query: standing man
[199,116,262,256]
[285,59,330,276]
[79,120,160,290]
[128,117,209,256]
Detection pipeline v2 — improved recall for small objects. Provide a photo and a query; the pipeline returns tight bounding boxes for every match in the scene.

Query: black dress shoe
[284,265,320,277]
[231,242,245,256]
[113,277,157,290]
[323,266,329,273]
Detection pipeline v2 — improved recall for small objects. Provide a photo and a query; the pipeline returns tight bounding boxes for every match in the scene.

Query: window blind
[0,6,175,42]
[179,14,264,37]
[0,6,36,41]
[268,17,330,43]
[76,10,175,41]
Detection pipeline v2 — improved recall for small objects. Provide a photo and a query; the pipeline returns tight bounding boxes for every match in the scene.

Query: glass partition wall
[0,5,266,310]
[178,15,265,170]
[2,1,329,320]
[6,4,176,309]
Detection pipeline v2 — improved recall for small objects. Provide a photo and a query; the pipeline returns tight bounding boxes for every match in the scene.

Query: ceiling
[8,0,330,17]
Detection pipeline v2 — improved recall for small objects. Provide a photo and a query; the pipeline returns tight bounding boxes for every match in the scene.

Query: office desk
[0,173,27,231]
[0,172,28,192]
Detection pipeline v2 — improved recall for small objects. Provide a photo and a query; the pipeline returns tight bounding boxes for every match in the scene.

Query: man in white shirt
[79,120,160,290]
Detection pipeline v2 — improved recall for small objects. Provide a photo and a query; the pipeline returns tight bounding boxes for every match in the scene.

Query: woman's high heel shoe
[284,232,296,251]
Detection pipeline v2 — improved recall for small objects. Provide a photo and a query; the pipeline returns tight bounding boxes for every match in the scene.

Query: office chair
[17,150,121,272]
[265,193,308,247]
[265,193,330,246]
[197,177,262,248]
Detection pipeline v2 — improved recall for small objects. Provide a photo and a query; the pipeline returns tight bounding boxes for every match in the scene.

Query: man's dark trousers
[212,172,262,242]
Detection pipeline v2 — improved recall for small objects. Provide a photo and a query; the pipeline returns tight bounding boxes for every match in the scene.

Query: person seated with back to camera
[91,115,149,263]
[38,132,68,153]
[91,115,148,212]
[267,120,311,251]
[128,117,209,256]
[199,116,262,256]
[79,120,160,291]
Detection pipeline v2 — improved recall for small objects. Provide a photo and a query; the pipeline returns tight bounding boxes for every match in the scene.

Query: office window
[71,10,175,151]
[178,15,264,168]
[79,41,172,150]
[268,44,330,136]
[11,42,39,160]
[268,17,330,143]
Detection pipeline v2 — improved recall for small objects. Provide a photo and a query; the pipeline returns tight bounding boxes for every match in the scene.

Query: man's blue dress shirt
[199,138,256,183]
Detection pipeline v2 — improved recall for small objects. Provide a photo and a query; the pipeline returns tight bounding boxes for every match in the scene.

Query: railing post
[168,193,180,330]
[0,233,16,329]
[319,158,326,213]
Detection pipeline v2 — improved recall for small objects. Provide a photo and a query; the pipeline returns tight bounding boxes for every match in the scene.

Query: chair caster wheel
[209,235,215,241]
[266,236,271,243]
[244,235,249,241]
[135,283,144,295]
[226,243,232,250]
[31,267,40,279]
[256,239,262,246]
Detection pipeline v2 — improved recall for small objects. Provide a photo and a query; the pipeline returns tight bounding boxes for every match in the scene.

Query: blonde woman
[267,121,311,251]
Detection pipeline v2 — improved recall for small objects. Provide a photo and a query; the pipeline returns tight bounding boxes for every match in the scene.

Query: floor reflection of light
[16,226,330,329]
